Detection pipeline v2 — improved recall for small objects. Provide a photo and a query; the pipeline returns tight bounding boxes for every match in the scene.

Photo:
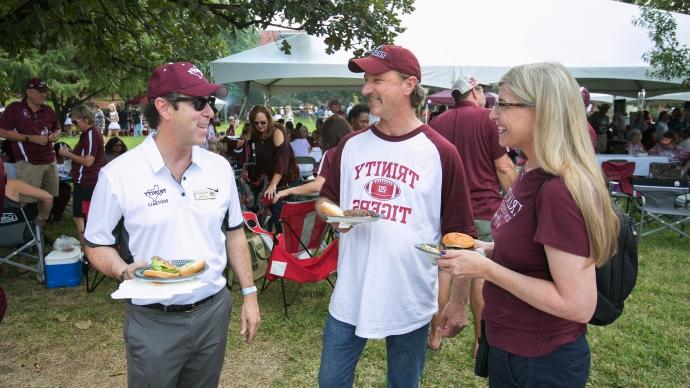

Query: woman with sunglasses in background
[243,105,299,232]
[437,63,619,387]
[57,104,105,244]
[104,137,128,164]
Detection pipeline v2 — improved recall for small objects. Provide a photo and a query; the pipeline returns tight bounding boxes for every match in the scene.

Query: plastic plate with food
[134,257,208,283]
[321,204,382,228]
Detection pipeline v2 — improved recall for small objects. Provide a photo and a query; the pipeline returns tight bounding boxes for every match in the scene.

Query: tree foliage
[621,0,690,85]
[0,0,413,118]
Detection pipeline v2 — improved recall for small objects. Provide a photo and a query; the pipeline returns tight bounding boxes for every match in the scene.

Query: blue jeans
[488,334,590,388]
[318,314,429,388]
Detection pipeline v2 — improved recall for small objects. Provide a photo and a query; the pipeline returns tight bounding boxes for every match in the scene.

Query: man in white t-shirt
[317,45,476,387]
[84,62,260,387]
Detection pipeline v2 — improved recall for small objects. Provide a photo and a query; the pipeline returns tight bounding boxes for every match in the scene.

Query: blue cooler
[45,248,83,288]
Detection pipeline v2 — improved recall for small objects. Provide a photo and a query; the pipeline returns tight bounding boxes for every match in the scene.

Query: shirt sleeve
[222,161,244,231]
[84,169,123,246]
[534,178,590,258]
[320,135,351,204]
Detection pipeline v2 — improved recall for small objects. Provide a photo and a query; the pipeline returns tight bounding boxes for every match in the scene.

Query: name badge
[194,189,217,201]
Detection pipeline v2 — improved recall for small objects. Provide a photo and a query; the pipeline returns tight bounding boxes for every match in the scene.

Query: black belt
[137,293,216,313]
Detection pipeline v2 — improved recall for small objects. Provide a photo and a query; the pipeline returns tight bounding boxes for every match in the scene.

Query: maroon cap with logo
[26,78,48,90]
[348,45,422,81]
[147,62,228,100]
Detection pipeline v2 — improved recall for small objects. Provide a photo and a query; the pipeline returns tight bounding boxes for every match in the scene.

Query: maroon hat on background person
[146,62,228,100]
[348,44,422,81]
[26,78,48,91]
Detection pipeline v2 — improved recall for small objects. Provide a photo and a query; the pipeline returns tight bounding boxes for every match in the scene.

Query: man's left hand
[48,131,60,142]
[239,293,260,344]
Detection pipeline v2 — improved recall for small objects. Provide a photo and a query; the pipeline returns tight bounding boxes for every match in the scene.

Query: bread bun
[143,269,180,278]
[343,209,378,217]
[319,202,344,217]
[179,259,206,276]
[441,232,474,249]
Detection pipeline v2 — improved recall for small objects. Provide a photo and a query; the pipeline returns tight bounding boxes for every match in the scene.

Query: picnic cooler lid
[46,248,83,265]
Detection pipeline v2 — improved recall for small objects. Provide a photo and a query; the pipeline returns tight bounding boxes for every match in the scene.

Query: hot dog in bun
[319,202,344,217]
[142,256,206,278]
[441,232,474,249]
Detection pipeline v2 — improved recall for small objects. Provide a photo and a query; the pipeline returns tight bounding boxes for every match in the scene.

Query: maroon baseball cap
[147,62,228,100]
[26,78,48,91]
[348,45,422,81]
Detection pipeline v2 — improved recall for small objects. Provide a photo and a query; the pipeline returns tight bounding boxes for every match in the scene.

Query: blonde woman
[437,62,619,387]
[107,103,120,137]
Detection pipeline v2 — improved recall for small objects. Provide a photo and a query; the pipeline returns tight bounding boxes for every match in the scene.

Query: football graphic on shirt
[364,178,401,201]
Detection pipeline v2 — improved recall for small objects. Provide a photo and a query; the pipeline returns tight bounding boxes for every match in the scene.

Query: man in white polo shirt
[84,62,260,387]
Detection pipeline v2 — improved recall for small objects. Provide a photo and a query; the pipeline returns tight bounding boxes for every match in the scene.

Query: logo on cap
[187,66,204,80]
[370,46,388,59]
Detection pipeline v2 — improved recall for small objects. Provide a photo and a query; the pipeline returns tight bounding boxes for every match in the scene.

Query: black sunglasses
[172,96,215,111]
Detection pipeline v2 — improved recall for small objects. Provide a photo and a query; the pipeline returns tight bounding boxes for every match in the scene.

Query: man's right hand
[437,300,469,338]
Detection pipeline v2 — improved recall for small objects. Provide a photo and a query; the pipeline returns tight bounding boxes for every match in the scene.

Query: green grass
[1,142,689,386]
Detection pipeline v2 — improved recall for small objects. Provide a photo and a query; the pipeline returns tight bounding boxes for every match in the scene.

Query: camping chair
[295,156,316,182]
[244,200,338,316]
[0,199,46,282]
[223,211,272,288]
[602,160,640,213]
[649,162,684,180]
[632,177,690,240]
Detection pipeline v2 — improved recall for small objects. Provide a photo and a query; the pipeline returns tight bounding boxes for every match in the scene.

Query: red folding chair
[602,161,640,213]
[243,200,338,316]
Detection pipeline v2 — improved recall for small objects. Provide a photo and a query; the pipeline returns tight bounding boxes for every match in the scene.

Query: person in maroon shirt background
[0,78,60,221]
[57,105,105,244]
[437,63,619,387]
[431,75,517,352]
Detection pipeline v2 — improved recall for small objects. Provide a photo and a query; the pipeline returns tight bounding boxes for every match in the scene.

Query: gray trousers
[123,287,232,388]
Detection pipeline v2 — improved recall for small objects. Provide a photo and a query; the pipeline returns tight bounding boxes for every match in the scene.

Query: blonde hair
[499,62,618,266]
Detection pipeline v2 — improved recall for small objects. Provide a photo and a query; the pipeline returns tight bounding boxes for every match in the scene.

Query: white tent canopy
[211,0,690,97]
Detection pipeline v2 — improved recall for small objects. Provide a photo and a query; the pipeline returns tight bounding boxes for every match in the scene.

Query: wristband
[241,285,257,296]
[119,268,128,283]
[24,136,30,143]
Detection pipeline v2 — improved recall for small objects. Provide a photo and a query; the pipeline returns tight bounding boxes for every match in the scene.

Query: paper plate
[326,214,381,228]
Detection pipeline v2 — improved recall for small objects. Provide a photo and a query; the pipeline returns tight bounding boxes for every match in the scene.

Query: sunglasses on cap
[172,96,215,111]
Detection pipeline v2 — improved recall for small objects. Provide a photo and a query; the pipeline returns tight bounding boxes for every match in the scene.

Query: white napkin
[111,278,207,300]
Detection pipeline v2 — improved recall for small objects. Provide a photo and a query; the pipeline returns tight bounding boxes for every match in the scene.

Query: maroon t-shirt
[249,128,299,187]
[70,127,105,187]
[0,101,58,164]
[431,102,507,220]
[484,168,590,357]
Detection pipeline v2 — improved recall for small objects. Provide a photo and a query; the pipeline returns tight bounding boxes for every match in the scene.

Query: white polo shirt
[84,135,243,305]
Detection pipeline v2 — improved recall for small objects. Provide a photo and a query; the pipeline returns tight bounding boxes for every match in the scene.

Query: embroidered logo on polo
[370,46,387,59]
[144,184,169,207]
[187,66,204,79]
